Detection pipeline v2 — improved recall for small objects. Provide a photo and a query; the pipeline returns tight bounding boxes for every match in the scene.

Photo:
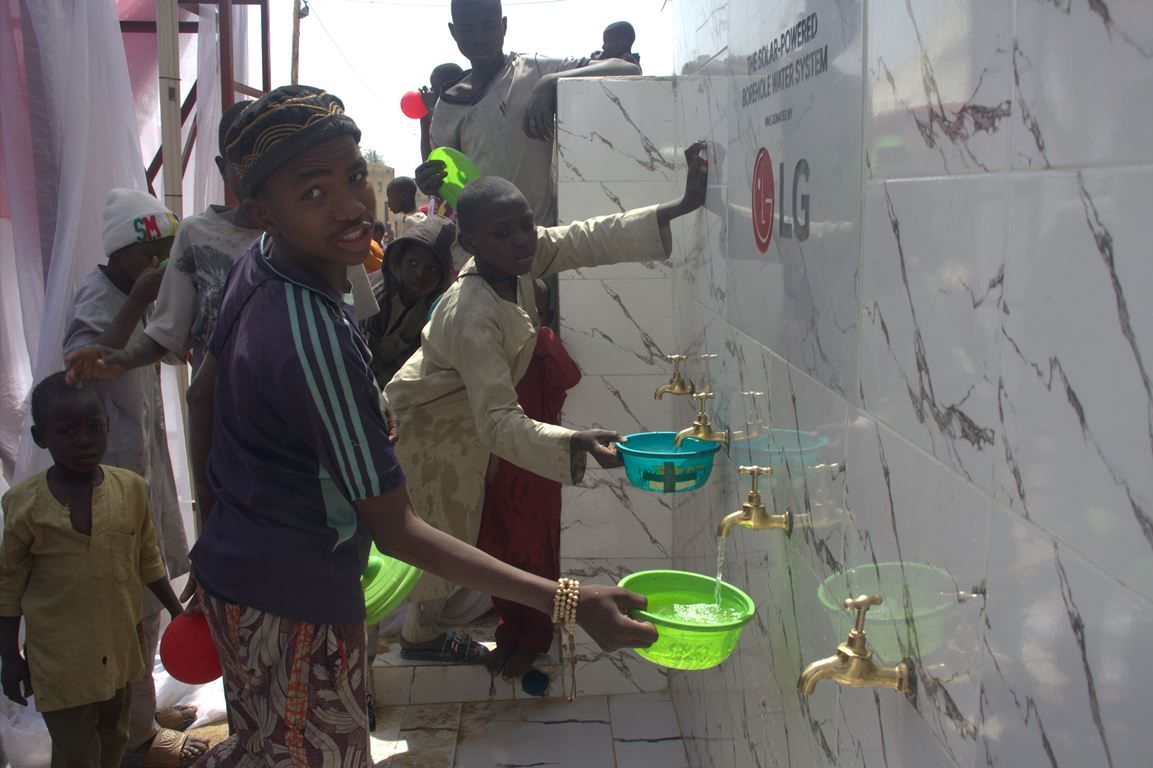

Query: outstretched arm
[64,263,180,384]
[358,485,656,652]
[523,59,642,141]
[656,141,709,227]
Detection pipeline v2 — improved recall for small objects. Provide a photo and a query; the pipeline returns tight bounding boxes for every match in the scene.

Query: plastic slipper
[154,705,196,731]
[399,631,488,664]
[120,728,207,768]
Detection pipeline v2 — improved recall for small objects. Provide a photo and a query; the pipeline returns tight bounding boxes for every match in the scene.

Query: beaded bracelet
[552,577,580,701]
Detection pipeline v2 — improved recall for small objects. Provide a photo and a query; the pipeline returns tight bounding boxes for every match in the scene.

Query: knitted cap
[223,85,361,198]
[102,188,179,257]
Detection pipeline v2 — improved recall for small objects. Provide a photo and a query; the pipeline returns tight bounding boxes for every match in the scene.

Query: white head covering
[101,188,179,257]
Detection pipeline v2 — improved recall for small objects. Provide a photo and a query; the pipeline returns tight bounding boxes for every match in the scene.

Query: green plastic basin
[616,432,721,493]
[619,570,755,670]
[427,147,482,207]
[818,562,954,662]
[362,544,423,625]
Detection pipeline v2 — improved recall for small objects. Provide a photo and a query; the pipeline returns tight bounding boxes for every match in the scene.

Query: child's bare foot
[502,647,539,680]
[483,644,515,676]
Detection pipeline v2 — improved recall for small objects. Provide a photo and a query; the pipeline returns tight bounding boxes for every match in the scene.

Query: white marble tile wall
[654,1,1153,768]
[555,78,682,580]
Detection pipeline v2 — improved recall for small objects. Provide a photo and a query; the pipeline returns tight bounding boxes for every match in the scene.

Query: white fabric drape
[0,0,249,490]
[192,3,249,213]
[1,0,148,483]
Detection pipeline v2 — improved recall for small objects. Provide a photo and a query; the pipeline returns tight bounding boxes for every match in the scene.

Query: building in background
[365,158,395,227]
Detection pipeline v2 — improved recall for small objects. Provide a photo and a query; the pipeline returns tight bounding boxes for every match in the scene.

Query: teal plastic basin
[362,544,423,625]
[818,562,954,662]
[619,570,756,670]
[616,432,721,493]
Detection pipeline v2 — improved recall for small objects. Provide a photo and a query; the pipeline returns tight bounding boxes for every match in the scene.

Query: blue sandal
[399,631,488,664]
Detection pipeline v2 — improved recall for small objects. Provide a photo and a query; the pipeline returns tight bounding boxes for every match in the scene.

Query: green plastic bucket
[616,432,721,493]
[818,562,954,662]
[362,543,423,625]
[427,147,482,207]
[619,570,755,670]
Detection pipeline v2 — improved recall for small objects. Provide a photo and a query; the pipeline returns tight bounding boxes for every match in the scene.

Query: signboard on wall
[725,0,864,395]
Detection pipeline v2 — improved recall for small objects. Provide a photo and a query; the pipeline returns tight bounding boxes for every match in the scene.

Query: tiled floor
[372,615,670,706]
[369,691,689,768]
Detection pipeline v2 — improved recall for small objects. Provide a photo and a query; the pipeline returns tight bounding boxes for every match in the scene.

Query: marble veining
[545,8,1153,767]
[866,0,1013,177]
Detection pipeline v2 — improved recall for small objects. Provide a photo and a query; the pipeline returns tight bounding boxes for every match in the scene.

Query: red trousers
[477,460,562,653]
[477,327,580,653]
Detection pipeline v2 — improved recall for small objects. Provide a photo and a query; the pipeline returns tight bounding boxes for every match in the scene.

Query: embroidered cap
[224,85,361,198]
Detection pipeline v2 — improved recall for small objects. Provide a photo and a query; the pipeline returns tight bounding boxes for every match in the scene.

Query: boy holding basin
[384,143,709,665]
[183,85,656,765]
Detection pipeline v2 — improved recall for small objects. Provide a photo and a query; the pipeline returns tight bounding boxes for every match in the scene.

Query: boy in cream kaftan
[385,205,671,624]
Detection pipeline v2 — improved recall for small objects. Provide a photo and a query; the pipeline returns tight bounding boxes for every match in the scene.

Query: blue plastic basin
[616,432,721,493]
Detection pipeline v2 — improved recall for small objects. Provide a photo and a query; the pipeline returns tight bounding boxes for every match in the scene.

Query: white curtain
[0,0,149,484]
[192,3,249,214]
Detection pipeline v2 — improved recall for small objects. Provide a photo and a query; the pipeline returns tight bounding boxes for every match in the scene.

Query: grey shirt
[63,268,191,606]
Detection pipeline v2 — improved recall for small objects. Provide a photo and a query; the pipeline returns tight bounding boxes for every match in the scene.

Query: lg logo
[752,147,810,253]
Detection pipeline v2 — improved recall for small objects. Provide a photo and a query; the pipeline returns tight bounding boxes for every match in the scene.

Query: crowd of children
[0,2,698,764]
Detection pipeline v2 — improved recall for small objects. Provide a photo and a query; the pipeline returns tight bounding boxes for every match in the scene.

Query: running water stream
[714,536,727,606]
[646,536,742,626]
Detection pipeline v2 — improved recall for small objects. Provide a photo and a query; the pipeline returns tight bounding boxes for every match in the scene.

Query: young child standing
[61,189,206,765]
[385,144,708,661]
[386,177,428,237]
[477,279,582,678]
[184,85,655,765]
[0,374,184,768]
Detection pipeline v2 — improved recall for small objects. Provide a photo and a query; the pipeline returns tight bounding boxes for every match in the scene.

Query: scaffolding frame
[119,0,273,209]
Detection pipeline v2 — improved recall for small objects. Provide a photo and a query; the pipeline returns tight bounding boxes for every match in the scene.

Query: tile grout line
[607,694,620,768]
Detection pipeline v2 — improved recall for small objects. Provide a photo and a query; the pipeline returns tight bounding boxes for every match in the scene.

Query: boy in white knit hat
[59,188,207,766]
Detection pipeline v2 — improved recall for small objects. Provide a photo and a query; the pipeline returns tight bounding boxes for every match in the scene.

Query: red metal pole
[219,0,236,205]
[261,0,272,92]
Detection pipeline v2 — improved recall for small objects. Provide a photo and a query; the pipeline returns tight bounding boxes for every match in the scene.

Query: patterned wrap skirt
[197,590,370,768]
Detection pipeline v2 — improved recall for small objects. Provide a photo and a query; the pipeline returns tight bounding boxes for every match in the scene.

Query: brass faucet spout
[797,654,848,696]
[797,595,913,696]
[716,509,750,539]
[656,356,694,400]
[673,426,699,447]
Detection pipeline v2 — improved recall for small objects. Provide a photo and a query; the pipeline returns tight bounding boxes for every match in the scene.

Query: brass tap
[673,392,731,448]
[797,595,912,696]
[655,355,695,400]
[717,466,791,538]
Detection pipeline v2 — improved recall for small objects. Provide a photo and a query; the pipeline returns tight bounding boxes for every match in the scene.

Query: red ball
[160,613,222,685]
[400,90,428,119]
